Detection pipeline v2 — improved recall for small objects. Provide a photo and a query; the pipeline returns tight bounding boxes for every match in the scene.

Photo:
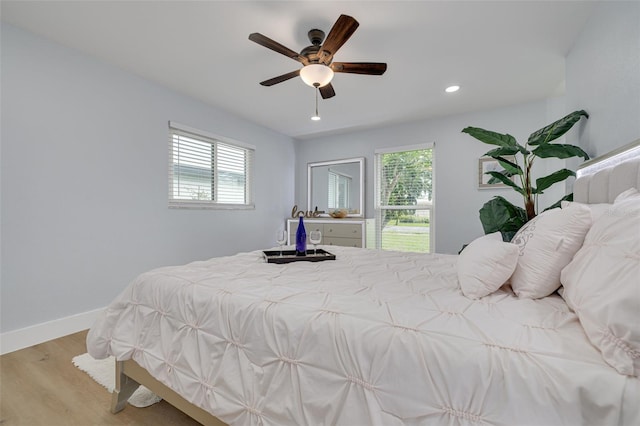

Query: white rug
[72,353,162,408]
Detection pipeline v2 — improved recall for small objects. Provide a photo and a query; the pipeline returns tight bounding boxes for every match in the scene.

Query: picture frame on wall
[478,156,517,189]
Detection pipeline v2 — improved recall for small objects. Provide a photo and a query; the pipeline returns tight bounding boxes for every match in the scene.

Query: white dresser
[287,218,365,248]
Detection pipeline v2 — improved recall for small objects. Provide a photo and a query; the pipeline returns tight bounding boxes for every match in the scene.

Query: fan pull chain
[312,83,321,121]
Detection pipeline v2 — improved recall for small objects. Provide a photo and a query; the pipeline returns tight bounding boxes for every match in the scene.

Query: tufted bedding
[87,246,639,425]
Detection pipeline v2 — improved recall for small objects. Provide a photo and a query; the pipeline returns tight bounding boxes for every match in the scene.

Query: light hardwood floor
[0,330,201,425]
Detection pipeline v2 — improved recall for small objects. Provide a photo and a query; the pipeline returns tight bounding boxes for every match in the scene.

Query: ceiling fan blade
[259,70,301,86]
[319,15,359,64]
[249,33,307,64]
[319,83,336,99]
[331,62,387,75]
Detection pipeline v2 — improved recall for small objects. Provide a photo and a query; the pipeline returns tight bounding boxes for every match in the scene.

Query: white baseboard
[0,307,105,355]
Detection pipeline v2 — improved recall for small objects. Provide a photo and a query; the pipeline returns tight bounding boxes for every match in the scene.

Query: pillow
[560,196,640,376]
[510,202,591,299]
[561,200,612,223]
[614,187,640,202]
[458,232,519,299]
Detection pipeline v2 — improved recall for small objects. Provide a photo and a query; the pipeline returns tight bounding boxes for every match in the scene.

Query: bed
[87,142,640,426]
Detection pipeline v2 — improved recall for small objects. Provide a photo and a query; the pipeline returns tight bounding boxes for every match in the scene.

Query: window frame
[374,143,435,253]
[168,122,255,210]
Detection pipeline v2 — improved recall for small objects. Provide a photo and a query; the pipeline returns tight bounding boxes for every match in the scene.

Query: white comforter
[87,246,639,425]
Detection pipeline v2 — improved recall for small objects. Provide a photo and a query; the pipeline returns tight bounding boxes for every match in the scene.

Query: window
[169,122,255,209]
[374,144,434,252]
[328,170,352,209]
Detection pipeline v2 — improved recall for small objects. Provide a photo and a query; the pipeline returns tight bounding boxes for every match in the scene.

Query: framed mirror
[307,157,364,217]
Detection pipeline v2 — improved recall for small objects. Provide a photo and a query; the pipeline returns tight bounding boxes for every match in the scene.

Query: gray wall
[0,25,296,333]
[566,0,640,158]
[295,97,568,254]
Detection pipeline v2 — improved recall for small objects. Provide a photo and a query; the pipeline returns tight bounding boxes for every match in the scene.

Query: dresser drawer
[305,223,324,233]
[289,223,322,242]
[323,223,362,239]
[287,219,365,247]
[324,236,363,248]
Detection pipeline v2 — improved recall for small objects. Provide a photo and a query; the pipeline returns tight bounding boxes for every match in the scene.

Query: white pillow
[614,187,640,202]
[561,200,612,223]
[510,202,591,299]
[561,196,640,376]
[458,232,519,299]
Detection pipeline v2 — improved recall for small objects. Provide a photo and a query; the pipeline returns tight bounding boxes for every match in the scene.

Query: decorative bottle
[295,215,307,256]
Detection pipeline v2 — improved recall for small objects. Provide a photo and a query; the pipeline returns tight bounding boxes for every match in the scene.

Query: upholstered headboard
[573,139,640,204]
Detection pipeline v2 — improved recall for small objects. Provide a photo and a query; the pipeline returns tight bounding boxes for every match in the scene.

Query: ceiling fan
[249,14,387,99]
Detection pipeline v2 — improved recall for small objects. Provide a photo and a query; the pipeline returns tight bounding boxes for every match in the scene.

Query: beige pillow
[561,200,612,222]
[458,232,519,299]
[510,202,591,299]
[561,196,640,376]
[614,187,640,202]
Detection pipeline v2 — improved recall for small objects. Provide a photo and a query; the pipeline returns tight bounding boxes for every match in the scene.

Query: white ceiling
[1,1,595,140]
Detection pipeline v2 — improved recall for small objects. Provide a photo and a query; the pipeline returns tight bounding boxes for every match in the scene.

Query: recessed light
[445,85,460,93]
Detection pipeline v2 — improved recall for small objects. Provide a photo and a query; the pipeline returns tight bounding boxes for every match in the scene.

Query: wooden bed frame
[109,139,640,426]
[111,359,228,426]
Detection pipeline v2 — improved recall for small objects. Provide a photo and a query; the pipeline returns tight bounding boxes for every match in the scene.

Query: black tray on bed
[263,249,336,264]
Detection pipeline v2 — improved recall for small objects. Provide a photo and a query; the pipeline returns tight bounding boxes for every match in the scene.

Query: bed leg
[110,360,141,413]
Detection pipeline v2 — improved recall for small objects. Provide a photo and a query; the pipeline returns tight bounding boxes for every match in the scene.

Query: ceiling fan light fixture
[300,64,334,87]
[249,15,386,99]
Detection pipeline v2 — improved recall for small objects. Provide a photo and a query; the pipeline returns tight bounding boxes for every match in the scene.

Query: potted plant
[462,110,589,241]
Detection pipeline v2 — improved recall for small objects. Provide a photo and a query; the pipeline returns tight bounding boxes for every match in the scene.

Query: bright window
[375,144,434,252]
[328,170,351,209]
[169,122,255,209]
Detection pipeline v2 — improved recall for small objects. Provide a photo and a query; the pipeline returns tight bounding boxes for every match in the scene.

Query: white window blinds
[169,122,255,209]
[374,144,434,252]
[328,171,337,209]
[328,170,351,210]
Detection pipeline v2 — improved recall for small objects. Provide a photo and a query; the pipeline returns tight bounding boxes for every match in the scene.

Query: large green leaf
[462,127,517,147]
[535,169,575,193]
[527,110,589,146]
[543,193,573,212]
[532,143,589,160]
[484,144,530,157]
[485,146,518,157]
[486,171,525,194]
[479,196,527,241]
[495,156,523,175]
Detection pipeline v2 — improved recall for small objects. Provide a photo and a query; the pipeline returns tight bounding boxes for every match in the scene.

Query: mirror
[308,157,364,217]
